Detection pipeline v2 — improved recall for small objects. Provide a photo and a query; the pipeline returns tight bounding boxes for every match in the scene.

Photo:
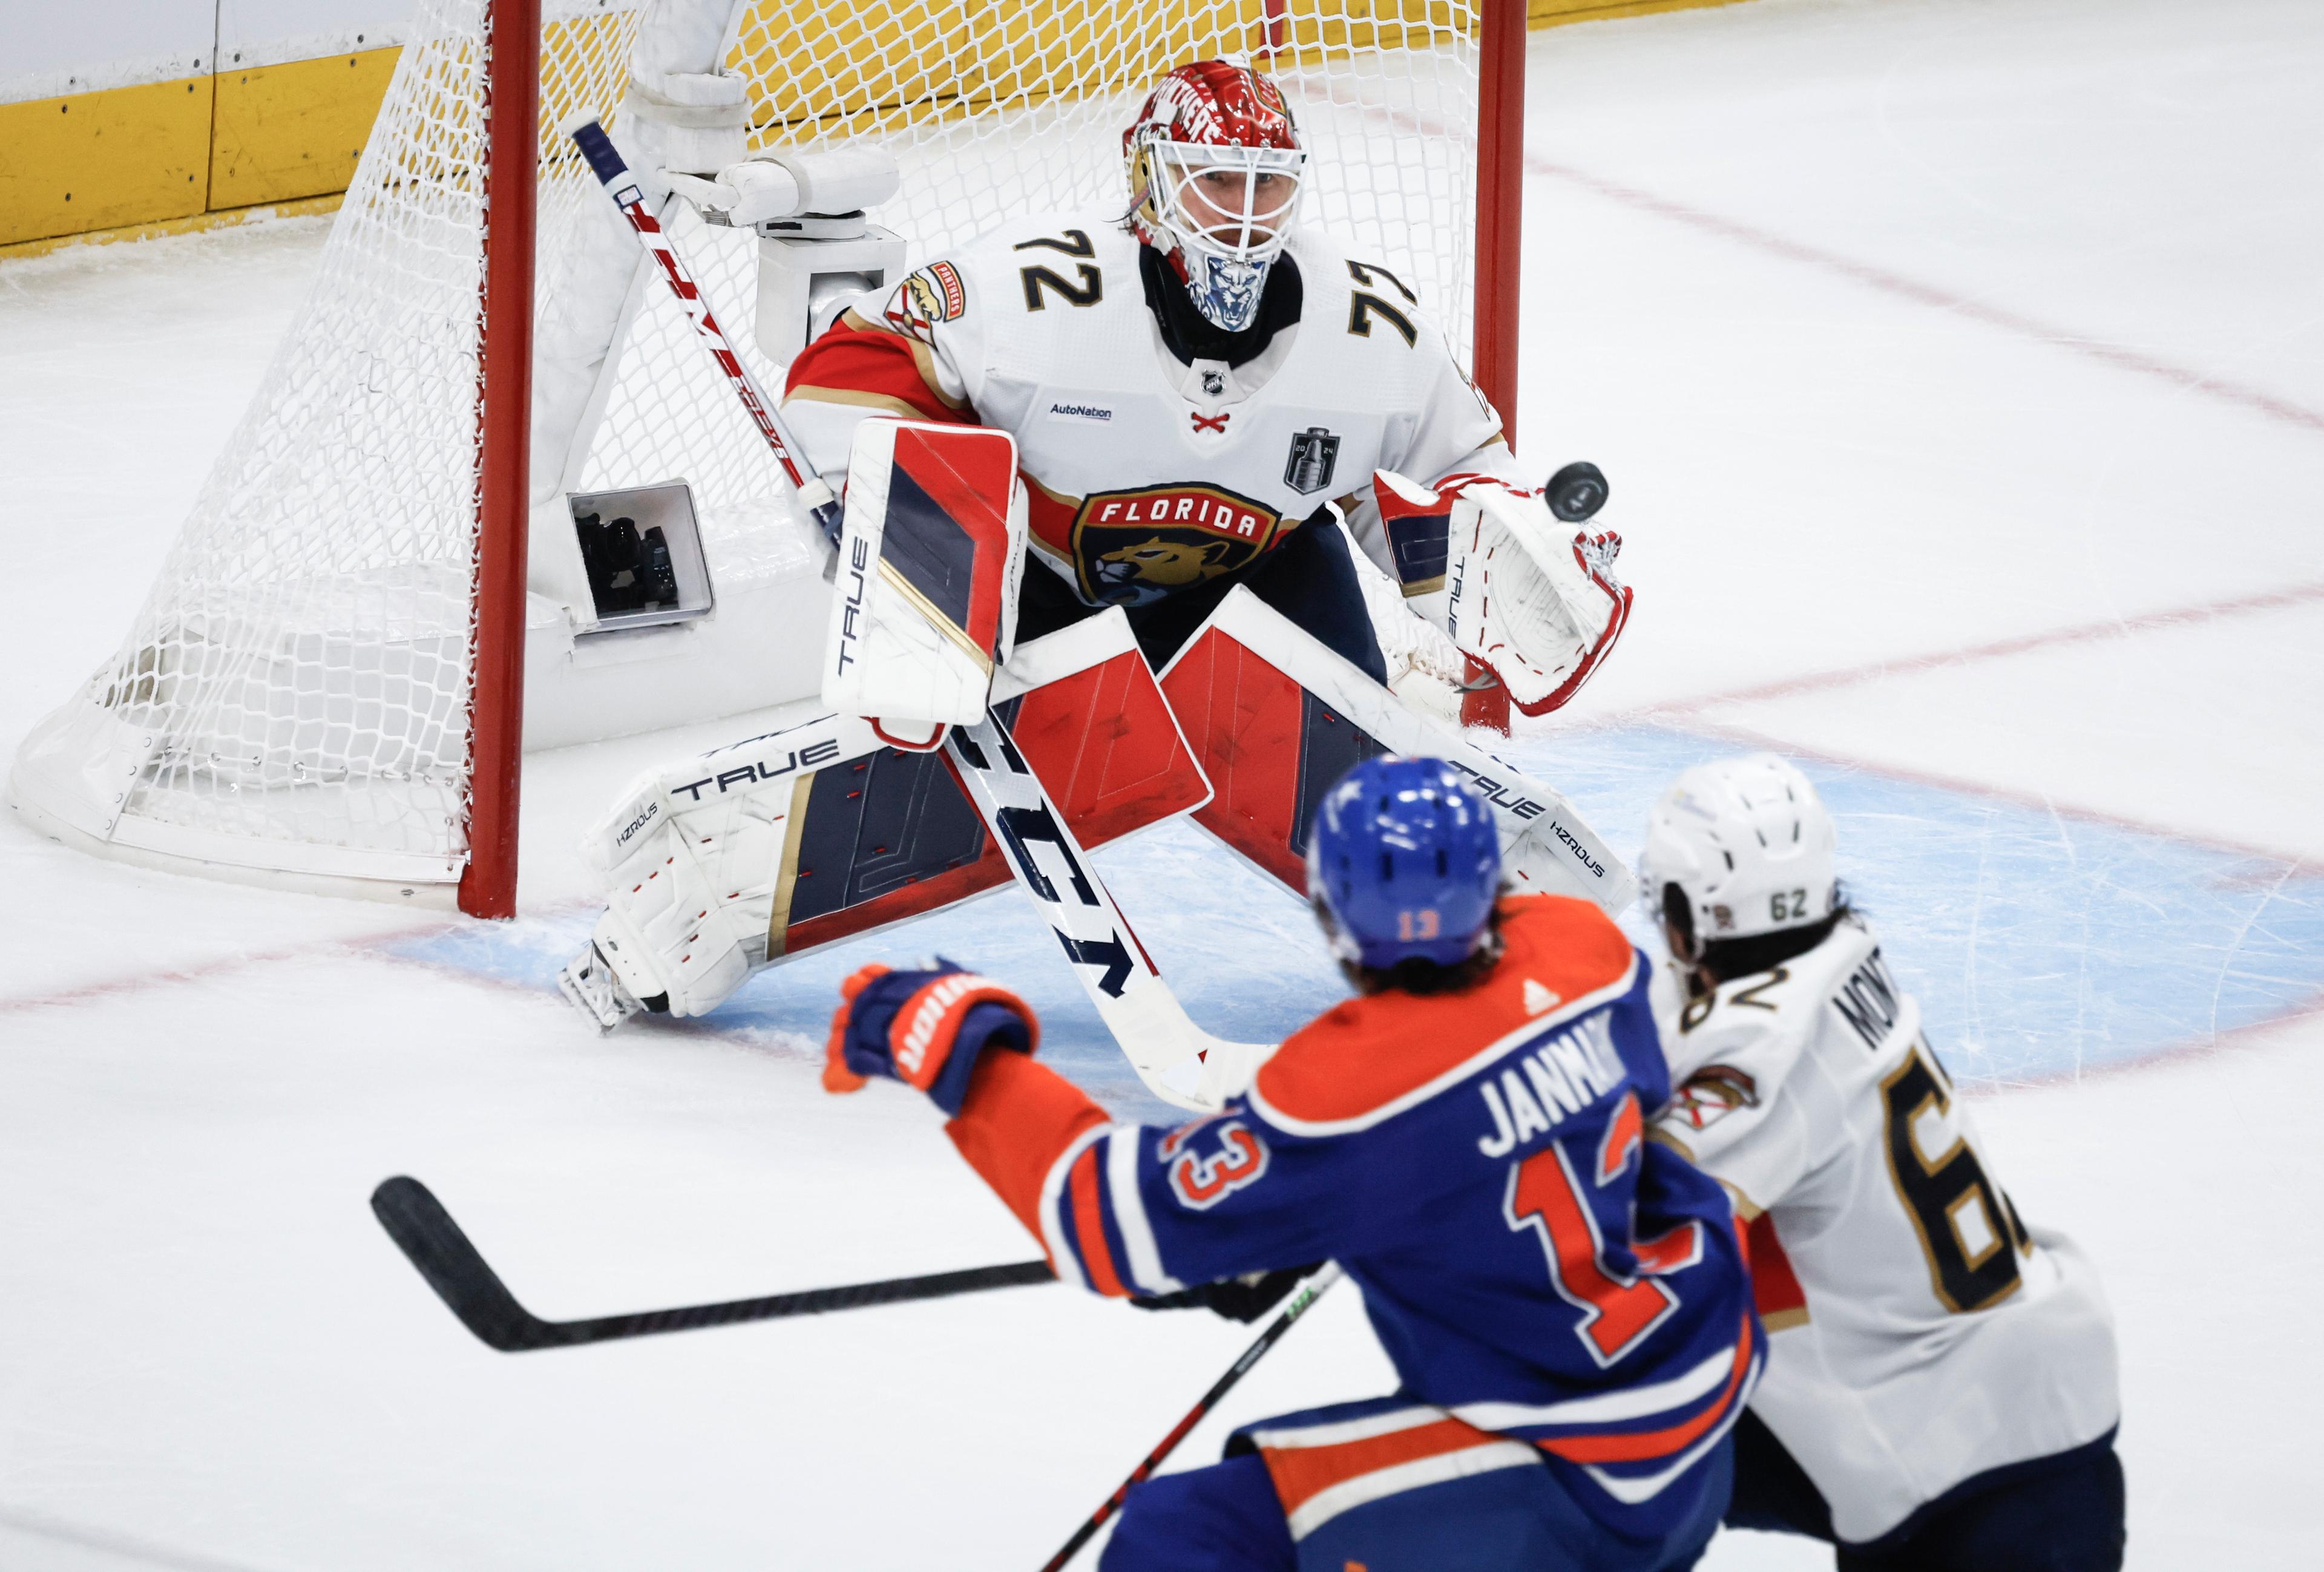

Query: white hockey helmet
[1640,753,1837,956]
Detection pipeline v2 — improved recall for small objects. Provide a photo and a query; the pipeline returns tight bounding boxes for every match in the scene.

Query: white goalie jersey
[781,211,1526,611]
[1649,917,2120,1545]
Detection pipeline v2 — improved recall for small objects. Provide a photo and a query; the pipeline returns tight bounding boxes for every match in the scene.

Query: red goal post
[465,0,543,920]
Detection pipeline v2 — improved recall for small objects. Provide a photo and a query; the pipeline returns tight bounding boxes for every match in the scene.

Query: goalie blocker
[823,418,1028,735]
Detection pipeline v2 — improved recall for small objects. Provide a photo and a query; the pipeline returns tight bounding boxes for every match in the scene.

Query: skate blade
[557,948,641,1034]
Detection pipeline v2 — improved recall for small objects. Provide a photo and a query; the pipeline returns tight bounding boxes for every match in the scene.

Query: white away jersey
[1649,918,2119,1543]
[782,211,1521,608]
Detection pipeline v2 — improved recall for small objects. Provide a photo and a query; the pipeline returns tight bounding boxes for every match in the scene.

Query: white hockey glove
[822,419,1027,734]
[1371,470,1633,717]
[557,713,887,1029]
[666,146,903,228]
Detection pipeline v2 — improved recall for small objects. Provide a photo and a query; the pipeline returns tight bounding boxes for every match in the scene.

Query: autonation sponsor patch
[1047,402,1114,424]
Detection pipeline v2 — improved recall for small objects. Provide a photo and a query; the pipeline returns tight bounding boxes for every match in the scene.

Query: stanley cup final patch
[1283,427,1341,495]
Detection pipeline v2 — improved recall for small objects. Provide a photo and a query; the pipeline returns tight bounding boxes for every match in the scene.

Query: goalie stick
[945,708,1268,1111]
[1040,1265,1343,1572]
[570,121,1262,1110]
[370,1176,1054,1352]
[565,117,843,543]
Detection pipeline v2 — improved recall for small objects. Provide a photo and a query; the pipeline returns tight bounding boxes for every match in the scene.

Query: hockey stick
[1039,1264,1343,1572]
[568,120,1261,1110]
[945,708,1269,1112]
[565,116,844,542]
[370,1176,1054,1353]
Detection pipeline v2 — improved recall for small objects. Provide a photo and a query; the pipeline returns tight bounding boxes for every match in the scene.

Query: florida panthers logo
[1060,483,1288,606]
[1098,537,1235,593]
[885,261,967,343]
[1162,1117,1271,1210]
[1667,1064,1759,1133]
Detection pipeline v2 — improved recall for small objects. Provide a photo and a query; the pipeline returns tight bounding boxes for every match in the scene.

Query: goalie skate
[557,941,650,1034]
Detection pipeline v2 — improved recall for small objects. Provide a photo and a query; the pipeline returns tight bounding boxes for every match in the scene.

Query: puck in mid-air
[1545,460,1609,523]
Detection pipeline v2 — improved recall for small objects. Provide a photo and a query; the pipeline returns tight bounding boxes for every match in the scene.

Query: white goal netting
[8,0,1482,898]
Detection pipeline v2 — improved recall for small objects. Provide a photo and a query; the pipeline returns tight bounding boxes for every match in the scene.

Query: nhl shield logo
[1283,427,1340,495]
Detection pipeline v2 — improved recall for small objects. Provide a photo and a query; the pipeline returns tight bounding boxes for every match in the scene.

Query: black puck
[1546,460,1609,523]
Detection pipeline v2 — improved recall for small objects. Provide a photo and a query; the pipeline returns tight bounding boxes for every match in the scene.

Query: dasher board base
[5,785,465,910]
[522,505,831,753]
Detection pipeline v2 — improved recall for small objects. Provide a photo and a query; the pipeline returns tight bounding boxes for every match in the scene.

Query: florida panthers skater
[821,758,1759,1570]
[1641,755,2124,1570]
[777,59,1611,698]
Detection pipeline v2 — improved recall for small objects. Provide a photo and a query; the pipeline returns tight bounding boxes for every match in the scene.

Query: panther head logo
[1094,536,1236,595]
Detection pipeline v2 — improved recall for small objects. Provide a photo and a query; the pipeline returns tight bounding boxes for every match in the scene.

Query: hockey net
[8,0,1489,907]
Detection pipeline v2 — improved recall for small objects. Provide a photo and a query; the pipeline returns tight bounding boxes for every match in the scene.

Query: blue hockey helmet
[1306,756,1503,972]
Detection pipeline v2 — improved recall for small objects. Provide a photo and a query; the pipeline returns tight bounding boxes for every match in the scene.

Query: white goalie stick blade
[1159,587,1638,917]
[944,708,1267,1113]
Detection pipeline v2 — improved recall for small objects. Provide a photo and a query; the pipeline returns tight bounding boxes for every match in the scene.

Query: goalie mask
[1125,61,1307,333]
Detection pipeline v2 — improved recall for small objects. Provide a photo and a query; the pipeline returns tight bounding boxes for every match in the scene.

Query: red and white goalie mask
[1124,61,1308,333]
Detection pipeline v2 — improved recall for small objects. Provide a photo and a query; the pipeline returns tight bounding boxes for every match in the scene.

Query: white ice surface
[5,0,2323,1566]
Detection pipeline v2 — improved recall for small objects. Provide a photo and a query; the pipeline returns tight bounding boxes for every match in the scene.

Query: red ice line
[1553,577,2324,872]
[0,894,615,1019]
[1965,987,2324,1097]
[0,934,412,1018]
[1516,148,2324,864]
[1635,578,2324,721]
[1525,156,2324,439]
[1672,710,2311,874]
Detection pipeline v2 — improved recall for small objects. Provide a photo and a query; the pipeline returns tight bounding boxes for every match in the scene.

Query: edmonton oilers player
[822,758,1760,1570]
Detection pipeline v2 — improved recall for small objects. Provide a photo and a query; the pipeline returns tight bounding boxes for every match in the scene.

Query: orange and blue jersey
[946,893,1762,1539]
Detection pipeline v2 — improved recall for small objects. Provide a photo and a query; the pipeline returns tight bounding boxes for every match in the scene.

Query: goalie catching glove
[1372,469,1633,717]
[822,961,1039,1116]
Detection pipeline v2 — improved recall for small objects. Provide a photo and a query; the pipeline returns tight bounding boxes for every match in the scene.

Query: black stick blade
[370,1176,559,1351]
[372,1174,1059,1354]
